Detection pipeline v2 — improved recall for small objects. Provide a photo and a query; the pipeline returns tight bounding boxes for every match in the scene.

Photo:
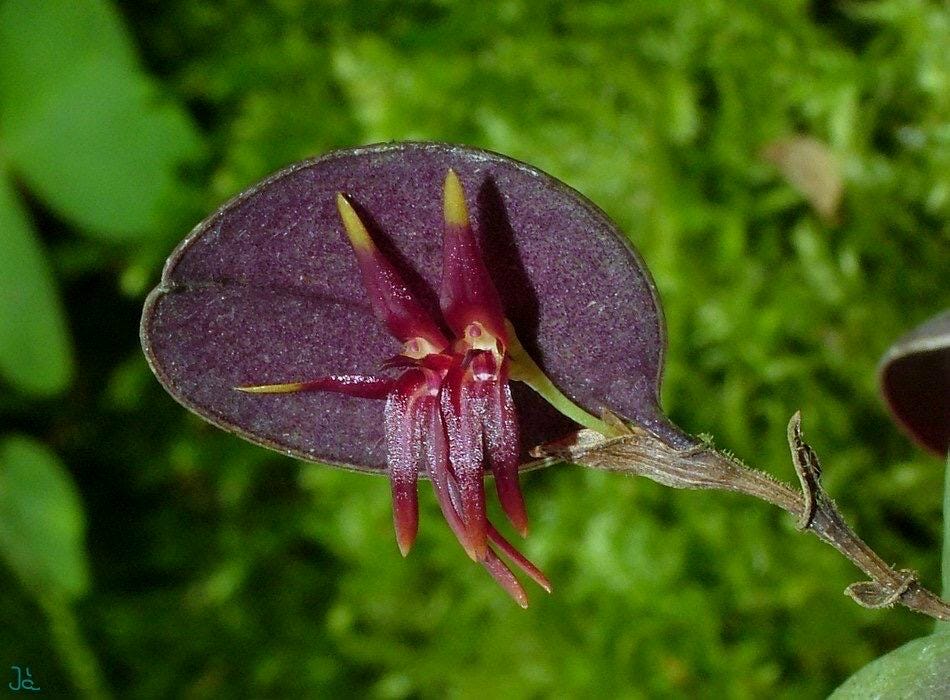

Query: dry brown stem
[533,411,950,620]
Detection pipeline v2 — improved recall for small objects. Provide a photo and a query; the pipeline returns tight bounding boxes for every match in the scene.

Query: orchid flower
[237,171,570,603]
[141,142,679,607]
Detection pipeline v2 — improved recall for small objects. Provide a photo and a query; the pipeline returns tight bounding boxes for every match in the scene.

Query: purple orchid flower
[237,171,551,602]
[141,142,683,606]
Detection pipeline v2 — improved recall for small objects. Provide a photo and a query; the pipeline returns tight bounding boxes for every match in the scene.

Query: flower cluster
[239,171,551,606]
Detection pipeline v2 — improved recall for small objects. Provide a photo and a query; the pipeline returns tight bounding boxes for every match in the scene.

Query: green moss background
[1,0,948,697]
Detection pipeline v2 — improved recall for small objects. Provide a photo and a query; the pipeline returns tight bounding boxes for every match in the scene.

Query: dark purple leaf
[879,309,950,456]
[141,142,678,472]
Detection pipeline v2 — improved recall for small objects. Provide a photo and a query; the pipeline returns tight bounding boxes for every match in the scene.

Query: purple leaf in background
[141,142,683,605]
[878,309,950,456]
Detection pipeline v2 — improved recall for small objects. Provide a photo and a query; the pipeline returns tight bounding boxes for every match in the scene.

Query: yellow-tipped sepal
[443,169,470,227]
[235,375,398,400]
[336,192,373,251]
[235,382,308,394]
[332,192,450,350]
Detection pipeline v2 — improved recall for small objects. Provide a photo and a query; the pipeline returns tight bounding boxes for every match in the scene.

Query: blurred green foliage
[0,0,201,395]
[1,0,948,697]
[832,633,950,698]
[0,0,201,240]
[0,170,72,395]
[0,436,89,599]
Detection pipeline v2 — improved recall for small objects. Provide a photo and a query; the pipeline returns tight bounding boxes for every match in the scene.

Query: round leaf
[878,310,950,456]
[142,143,681,471]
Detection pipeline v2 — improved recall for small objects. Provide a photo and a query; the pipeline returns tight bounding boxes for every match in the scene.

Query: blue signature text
[8,666,40,692]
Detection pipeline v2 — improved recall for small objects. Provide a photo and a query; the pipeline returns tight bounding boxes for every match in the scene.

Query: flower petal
[487,524,551,593]
[463,350,529,535]
[480,548,529,608]
[337,193,449,352]
[481,366,529,536]
[422,394,478,560]
[440,358,489,560]
[439,169,508,345]
[384,372,425,556]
